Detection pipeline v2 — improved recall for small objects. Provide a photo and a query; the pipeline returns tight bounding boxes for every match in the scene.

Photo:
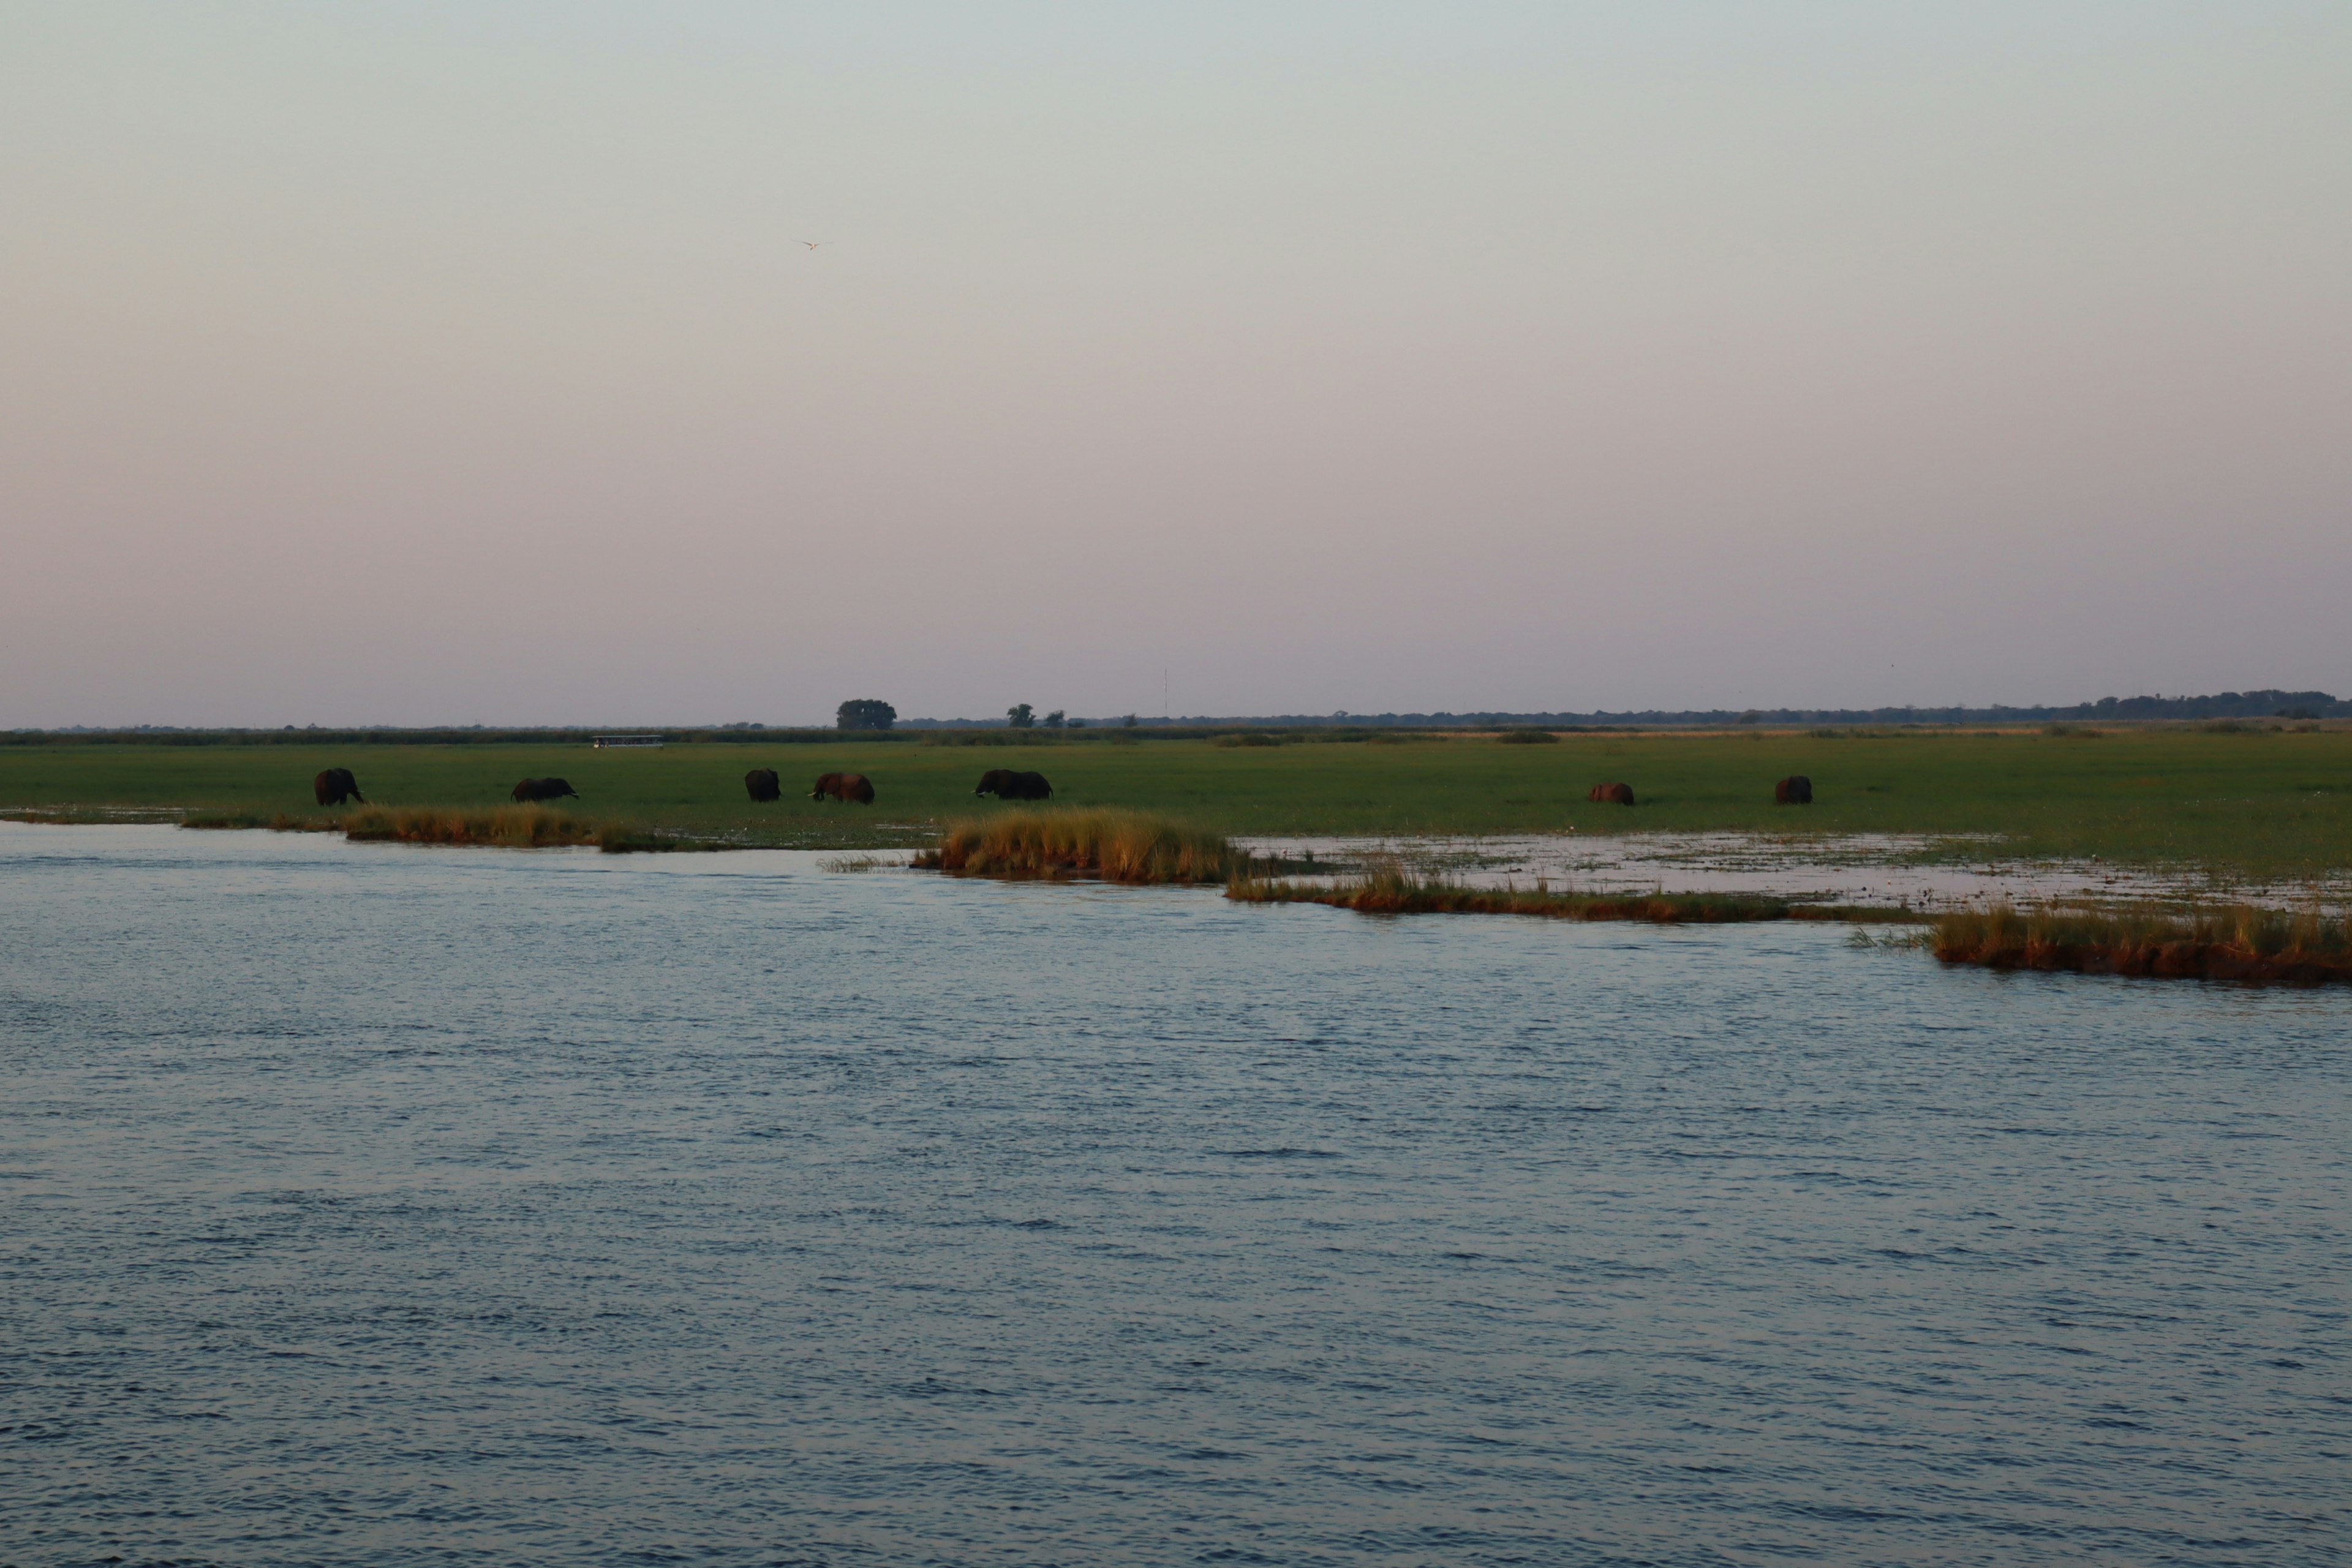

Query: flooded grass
[915,809,1239,884]
[1934,902,2352,984]
[1226,858,1905,924]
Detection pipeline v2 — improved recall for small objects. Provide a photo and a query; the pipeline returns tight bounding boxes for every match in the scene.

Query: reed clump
[916,808,1238,884]
[1226,858,1887,924]
[1494,728,1560,744]
[1934,902,2352,984]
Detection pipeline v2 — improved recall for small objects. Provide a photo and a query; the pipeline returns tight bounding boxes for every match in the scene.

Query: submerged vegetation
[1933,902,2352,984]
[818,853,899,873]
[914,809,1239,884]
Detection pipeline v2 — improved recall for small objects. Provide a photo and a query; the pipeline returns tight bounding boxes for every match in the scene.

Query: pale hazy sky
[4,2,2348,726]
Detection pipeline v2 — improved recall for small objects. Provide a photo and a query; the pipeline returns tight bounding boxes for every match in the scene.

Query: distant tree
[1007,703,1035,728]
[1042,710,1066,728]
[1738,710,1760,725]
[836,699,897,731]
[1066,718,1088,729]
[1123,714,1139,728]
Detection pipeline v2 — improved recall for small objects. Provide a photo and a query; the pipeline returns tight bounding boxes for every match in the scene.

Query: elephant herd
[312,765,1057,810]
[315,768,584,805]
[313,761,1810,815]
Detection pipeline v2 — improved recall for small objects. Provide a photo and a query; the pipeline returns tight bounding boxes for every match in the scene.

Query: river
[2,824,2345,1565]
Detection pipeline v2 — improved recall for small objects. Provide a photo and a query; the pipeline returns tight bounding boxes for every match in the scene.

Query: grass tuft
[1933,902,2352,983]
[916,808,1238,883]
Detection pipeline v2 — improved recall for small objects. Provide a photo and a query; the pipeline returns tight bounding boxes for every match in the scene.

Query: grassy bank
[915,809,1237,884]
[1227,861,1901,924]
[4,726,2350,873]
[1932,903,2352,984]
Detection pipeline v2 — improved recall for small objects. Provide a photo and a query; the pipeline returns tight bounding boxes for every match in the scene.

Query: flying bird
[801,241,826,251]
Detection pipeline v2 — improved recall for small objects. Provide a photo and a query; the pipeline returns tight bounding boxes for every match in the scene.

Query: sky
[4,2,2348,726]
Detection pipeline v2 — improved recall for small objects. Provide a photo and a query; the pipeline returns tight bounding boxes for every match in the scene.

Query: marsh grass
[1495,729,1561,744]
[1934,901,2352,983]
[916,808,1238,884]
[1226,857,1900,924]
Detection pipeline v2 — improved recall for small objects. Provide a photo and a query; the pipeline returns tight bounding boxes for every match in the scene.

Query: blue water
[1,824,2346,1567]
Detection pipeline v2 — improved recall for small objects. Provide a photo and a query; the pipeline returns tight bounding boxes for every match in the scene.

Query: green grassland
[3,728,2349,873]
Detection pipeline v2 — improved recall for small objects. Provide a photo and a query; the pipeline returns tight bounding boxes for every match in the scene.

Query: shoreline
[11,817,2351,985]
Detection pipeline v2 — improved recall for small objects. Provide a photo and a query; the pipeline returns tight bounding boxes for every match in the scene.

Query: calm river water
[2,824,2346,1567]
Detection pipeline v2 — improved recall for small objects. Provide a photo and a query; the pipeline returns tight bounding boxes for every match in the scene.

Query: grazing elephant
[1775,775,1814,805]
[745,768,782,802]
[811,772,876,804]
[313,767,364,807]
[974,768,1054,801]
[511,777,580,803]
[1588,782,1635,806]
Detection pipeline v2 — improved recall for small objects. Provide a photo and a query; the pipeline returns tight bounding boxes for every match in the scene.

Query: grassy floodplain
[2,725,2350,875]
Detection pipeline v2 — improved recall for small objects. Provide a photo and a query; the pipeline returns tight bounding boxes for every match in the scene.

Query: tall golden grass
[1934,902,2352,982]
[916,808,1238,883]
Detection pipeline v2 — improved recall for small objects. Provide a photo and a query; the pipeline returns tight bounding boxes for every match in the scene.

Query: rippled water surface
[2,824,2346,1567]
